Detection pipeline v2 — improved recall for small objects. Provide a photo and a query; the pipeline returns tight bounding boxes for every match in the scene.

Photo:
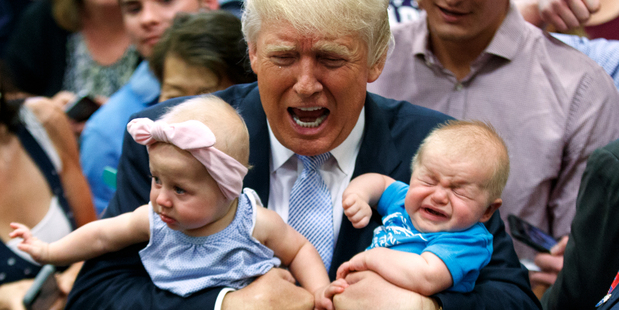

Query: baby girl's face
[404,147,498,233]
[148,143,233,237]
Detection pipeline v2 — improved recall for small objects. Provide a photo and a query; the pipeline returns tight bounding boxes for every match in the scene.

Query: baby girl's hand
[9,222,50,263]
[341,193,372,229]
[314,278,348,310]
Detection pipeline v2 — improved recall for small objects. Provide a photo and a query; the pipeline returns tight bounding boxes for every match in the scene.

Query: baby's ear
[480,198,502,223]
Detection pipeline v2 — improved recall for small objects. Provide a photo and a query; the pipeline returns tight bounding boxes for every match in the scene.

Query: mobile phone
[65,94,99,122]
[22,265,62,310]
[508,214,558,253]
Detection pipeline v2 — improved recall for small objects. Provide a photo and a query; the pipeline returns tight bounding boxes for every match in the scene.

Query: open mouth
[423,207,448,219]
[288,107,329,128]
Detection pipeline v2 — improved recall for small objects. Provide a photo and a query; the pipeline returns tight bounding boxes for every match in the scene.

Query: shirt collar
[269,107,365,174]
[485,2,525,61]
[413,2,525,62]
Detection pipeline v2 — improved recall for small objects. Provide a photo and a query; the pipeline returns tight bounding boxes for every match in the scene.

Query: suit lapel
[240,88,271,205]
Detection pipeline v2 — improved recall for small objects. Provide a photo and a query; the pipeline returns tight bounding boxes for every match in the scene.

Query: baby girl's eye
[174,187,186,195]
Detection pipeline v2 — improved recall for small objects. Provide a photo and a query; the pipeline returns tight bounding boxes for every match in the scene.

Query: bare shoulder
[252,205,287,244]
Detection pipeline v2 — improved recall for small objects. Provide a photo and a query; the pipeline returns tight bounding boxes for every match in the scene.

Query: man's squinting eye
[320,57,346,68]
[269,52,296,66]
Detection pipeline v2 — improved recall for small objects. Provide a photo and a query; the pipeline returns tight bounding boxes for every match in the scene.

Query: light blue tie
[288,153,334,271]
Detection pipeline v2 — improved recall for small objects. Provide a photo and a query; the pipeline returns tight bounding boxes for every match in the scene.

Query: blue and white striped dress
[140,188,281,297]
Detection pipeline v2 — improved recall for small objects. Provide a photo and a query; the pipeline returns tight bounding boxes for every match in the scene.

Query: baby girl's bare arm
[253,206,330,295]
[10,205,150,266]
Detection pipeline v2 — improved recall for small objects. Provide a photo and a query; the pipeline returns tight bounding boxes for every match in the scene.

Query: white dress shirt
[268,108,365,246]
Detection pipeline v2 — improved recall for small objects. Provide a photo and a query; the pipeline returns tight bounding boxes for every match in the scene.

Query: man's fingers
[566,0,592,22]
[556,4,581,29]
[583,0,601,12]
[550,235,569,255]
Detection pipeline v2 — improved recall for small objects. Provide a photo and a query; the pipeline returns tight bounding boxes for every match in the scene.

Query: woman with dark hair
[0,78,96,308]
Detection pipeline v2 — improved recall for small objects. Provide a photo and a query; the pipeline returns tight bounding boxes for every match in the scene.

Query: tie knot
[298,153,331,171]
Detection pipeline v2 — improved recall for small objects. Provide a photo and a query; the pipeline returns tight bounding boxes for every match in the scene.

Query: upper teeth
[298,107,322,111]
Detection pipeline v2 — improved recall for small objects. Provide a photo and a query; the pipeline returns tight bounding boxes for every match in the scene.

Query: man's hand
[530,236,569,287]
[538,0,600,31]
[333,271,440,310]
[222,268,314,310]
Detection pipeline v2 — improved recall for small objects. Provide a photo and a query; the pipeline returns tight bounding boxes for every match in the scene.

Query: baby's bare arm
[342,173,396,228]
[253,206,330,295]
[10,205,150,266]
[337,247,453,296]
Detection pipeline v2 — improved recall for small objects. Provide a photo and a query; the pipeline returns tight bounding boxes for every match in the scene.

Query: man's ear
[480,198,502,223]
[368,51,387,83]
[199,0,220,11]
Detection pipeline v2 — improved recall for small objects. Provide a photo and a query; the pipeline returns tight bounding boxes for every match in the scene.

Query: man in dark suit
[533,139,619,310]
[67,0,540,309]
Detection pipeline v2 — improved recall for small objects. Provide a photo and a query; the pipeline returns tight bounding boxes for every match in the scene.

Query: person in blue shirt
[317,120,509,309]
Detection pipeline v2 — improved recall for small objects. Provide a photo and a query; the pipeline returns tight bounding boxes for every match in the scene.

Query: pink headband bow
[127,118,248,201]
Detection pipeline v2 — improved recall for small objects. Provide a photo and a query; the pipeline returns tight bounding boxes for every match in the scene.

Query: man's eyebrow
[263,44,296,54]
[313,42,353,57]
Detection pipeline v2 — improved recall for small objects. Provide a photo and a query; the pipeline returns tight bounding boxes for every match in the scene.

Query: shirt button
[7,258,16,266]
[0,273,5,281]
[24,268,31,276]
[455,83,463,91]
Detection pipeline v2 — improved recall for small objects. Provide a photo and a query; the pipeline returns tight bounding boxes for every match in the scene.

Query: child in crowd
[317,120,510,309]
[10,95,329,297]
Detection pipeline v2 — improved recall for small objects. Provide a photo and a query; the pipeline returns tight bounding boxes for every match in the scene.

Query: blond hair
[160,95,250,167]
[241,0,392,67]
[412,120,510,202]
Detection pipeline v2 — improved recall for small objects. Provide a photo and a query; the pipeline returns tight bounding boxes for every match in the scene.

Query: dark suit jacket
[67,83,540,309]
[597,282,619,310]
[543,139,619,310]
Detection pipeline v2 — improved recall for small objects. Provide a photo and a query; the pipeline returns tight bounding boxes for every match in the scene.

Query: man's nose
[293,57,323,98]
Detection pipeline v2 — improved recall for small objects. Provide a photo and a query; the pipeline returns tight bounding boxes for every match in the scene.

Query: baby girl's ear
[480,198,502,223]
